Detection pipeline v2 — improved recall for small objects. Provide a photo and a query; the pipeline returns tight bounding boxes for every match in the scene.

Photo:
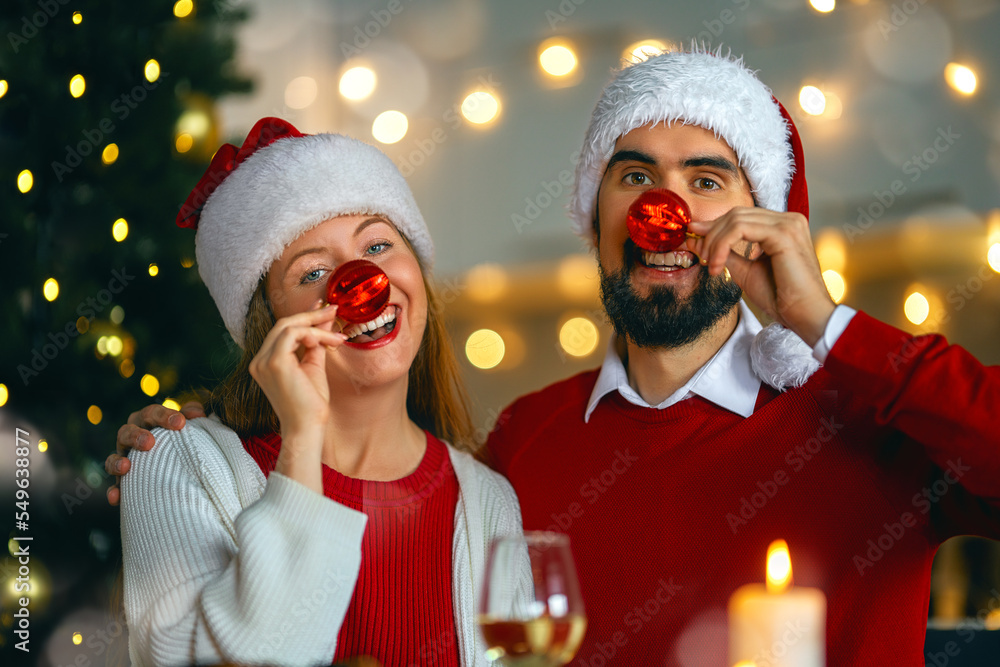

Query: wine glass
[479,532,586,666]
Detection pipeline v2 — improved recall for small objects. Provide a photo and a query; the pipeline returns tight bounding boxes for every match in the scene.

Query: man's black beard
[599,242,744,349]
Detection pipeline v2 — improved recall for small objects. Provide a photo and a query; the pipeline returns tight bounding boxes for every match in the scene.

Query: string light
[43,278,59,301]
[17,169,33,193]
[119,359,135,378]
[810,0,835,12]
[180,257,194,268]
[148,263,159,277]
[175,133,193,153]
[72,11,82,24]
[72,632,83,645]
[87,405,103,425]
[173,0,193,18]
[102,143,119,165]
[110,305,125,324]
[0,383,8,407]
[106,336,124,356]
[339,66,376,100]
[163,398,181,410]
[144,59,161,83]
[38,440,48,453]
[0,80,8,98]
[371,110,408,144]
[140,374,160,396]
[285,76,318,110]
[112,218,129,242]
[69,74,86,98]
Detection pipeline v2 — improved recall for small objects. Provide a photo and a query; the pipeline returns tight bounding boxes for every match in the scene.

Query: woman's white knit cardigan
[121,416,524,666]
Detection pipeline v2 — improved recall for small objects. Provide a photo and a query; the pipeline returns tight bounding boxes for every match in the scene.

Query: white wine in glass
[479,532,586,666]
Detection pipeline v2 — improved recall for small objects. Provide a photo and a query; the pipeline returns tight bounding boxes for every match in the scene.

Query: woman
[118,117,523,666]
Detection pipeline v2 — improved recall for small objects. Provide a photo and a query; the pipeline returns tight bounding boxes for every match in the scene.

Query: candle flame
[766,539,792,594]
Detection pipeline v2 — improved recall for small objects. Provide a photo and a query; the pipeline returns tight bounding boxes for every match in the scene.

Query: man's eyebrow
[683,155,740,175]
[606,149,658,171]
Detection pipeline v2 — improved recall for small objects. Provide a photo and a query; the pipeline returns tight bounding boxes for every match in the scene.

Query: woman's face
[265,214,428,393]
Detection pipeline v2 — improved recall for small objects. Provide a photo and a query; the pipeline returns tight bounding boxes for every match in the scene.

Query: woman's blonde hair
[207,246,476,451]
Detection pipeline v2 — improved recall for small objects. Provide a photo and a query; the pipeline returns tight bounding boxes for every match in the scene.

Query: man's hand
[105,401,206,505]
[687,207,836,347]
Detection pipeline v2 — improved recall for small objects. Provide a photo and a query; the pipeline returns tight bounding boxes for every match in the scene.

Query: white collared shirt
[583,302,857,422]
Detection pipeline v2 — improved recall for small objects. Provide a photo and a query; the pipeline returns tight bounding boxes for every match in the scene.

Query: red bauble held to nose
[325,260,391,323]
[626,188,696,253]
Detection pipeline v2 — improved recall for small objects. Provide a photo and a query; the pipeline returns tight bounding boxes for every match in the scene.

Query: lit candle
[728,540,826,667]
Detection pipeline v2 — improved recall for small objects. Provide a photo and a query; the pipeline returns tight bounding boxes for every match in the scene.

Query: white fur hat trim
[751,323,821,390]
[571,45,794,241]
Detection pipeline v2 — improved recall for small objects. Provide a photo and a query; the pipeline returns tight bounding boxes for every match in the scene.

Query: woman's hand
[249,302,346,435]
[249,302,346,493]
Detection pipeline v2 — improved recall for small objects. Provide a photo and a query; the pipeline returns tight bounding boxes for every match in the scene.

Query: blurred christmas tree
[0,0,250,662]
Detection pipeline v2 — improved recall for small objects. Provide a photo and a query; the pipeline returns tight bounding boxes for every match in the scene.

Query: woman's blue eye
[301,269,325,284]
[366,242,391,255]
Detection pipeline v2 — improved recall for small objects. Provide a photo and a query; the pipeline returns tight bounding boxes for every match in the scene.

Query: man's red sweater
[488,312,1000,666]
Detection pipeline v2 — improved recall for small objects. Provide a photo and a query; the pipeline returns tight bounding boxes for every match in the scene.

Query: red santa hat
[572,46,819,390]
[177,117,433,349]
[570,44,809,239]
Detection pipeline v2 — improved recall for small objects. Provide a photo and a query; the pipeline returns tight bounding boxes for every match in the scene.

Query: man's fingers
[107,485,121,507]
[134,403,185,430]
[116,424,155,454]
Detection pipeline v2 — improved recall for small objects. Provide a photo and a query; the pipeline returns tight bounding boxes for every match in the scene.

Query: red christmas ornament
[626,188,692,253]
[325,260,390,323]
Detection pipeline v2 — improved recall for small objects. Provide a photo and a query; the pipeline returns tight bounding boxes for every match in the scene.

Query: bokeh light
[112,218,129,242]
[145,59,161,83]
[17,169,33,193]
[284,76,318,110]
[539,44,577,77]
[987,243,1000,274]
[461,91,500,125]
[465,329,505,369]
[0,384,8,407]
[43,278,59,301]
[944,63,977,95]
[622,39,671,65]
[72,11,82,24]
[372,110,408,144]
[140,374,160,397]
[69,74,86,98]
[102,143,119,165]
[87,405,103,425]
[339,66,377,100]
[465,264,508,302]
[149,263,159,277]
[810,0,835,12]
[799,86,826,116]
[173,0,193,18]
[822,270,847,304]
[904,291,930,325]
[559,317,600,358]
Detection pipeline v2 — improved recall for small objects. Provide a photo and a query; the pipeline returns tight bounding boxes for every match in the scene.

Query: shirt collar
[584,300,763,422]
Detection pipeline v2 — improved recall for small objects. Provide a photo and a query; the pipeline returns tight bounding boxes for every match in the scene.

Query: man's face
[594,122,755,349]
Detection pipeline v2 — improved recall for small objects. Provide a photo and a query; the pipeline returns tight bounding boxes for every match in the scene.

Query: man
[108,48,999,665]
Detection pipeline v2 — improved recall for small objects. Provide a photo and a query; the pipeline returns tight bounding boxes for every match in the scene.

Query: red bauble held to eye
[626,188,695,253]
[325,260,391,323]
